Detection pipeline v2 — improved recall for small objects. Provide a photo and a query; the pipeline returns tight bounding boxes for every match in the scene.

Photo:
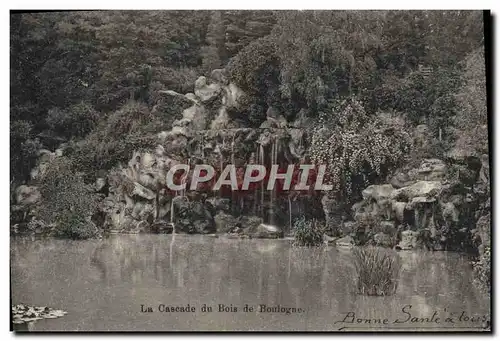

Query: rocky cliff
[12,68,490,253]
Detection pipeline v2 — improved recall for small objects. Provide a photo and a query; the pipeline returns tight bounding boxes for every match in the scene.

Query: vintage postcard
[10,10,491,332]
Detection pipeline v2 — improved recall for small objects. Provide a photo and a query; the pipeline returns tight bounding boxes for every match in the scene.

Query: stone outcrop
[15,185,41,206]
[351,156,486,251]
[245,223,283,239]
[95,68,316,236]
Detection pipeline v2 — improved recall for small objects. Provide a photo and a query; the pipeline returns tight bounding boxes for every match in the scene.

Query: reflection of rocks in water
[397,251,475,303]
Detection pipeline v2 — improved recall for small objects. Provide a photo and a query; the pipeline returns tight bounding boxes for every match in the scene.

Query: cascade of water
[201,135,205,159]
[259,144,265,217]
[219,153,223,197]
[170,198,175,224]
[170,198,175,234]
[231,133,235,166]
[169,232,175,268]
[231,133,236,214]
[253,146,259,215]
[288,196,292,234]
[270,139,275,225]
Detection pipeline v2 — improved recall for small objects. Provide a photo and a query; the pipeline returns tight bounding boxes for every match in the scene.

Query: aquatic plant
[352,246,401,296]
[12,304,67,325]
[293,217,325,247]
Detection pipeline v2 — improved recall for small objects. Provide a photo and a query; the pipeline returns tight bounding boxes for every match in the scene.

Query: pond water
[11,235,490,332]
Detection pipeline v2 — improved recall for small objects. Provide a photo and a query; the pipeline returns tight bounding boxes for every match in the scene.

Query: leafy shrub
[309,98,412,201]
[10,120,43,182]
[65,101,160,179]
[293,217,325,247]
[453,48,488,157]
[37,157,101,239]
[153,66,199,94]
[472,246,491,295]
[352,247,401,296]
[46,102,99,139]
[227,35,279,95]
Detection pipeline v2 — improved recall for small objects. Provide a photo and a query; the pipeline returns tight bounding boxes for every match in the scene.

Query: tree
[454,47,488,156]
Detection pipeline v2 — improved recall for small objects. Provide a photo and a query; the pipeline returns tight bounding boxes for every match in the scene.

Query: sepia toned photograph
[10,10,491,332]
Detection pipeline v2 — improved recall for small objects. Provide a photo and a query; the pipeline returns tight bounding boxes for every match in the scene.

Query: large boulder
[342,221,356,235]
[173,200,215,234]
[390,172,415,189]
[374,232,394,247]
[105,205,137,232]
[15,185,41,206]
[129,201,155,222]
[210,68,229,85]
[362,184,396,202]
[391,181,442,201]
[159,89,199,105]
[130,182,155,201]
[395,230,420,250]
[221,82,245,109]
[239,215,263,231]
[410,158,447,181]
[288,128,306,159]
[194,76,221,103]
[246,223,283,239]
[391,201,407,222]
[179,104,207,131]
[30,149,57,180]
[210,107,232,130]
[150,221,173,234]
[473,212,490,251]
[336,235,355,248]
[214,212,239,233]
[377,220,397,235]
[207,197,231,213]
[413,124,431,147]
[479,154,490,185]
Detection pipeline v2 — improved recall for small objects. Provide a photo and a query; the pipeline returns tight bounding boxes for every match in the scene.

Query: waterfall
[231,133,236,215]
[170,197,175,234]
[169,232,175,268]
[181,158,190,198]
[269,138,279,226]
[287,246,291,279]
[259,144,264,217]
[219,153,223,197]
[201,135,205,159]
[170,199,175,224]
[253,146,259,216]
[270,140,275,225]
[231,133,235,166]
[288,196,292,234]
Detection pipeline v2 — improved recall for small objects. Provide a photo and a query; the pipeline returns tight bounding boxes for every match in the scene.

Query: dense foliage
[37,157,102,239]
[309,98,412,201]
[472,246,491,295]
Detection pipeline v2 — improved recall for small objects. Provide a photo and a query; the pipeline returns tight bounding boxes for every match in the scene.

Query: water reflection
[11,235,489,331]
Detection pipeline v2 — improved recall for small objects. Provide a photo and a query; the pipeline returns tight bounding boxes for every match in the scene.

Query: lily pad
[11,304,67,325]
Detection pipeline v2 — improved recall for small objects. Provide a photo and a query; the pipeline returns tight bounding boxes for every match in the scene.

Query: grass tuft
[352,247,401,296]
